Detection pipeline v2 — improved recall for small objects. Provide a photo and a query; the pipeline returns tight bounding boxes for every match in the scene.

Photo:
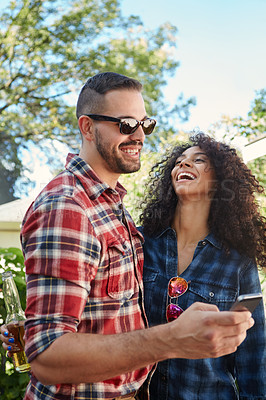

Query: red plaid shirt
[22,153,153,400]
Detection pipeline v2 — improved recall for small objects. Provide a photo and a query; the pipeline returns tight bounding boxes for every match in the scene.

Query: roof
[242,135,266,162]
[0,197,34,223]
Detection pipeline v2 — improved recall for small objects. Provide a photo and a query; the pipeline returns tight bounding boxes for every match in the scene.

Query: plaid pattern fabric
[22,154,152,400]
[141,227,266,400]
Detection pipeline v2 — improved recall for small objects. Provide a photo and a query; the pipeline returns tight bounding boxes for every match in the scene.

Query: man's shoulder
[22,169,91,224]
[34,170,76,205]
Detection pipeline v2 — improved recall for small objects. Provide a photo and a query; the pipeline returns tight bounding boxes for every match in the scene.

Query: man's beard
[95,128,141,174]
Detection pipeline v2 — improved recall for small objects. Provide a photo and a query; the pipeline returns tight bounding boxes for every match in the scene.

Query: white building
[0,197,34,248]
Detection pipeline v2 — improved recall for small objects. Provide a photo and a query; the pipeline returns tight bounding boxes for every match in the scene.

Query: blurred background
[0,0,265,209]
[0,1,265,397]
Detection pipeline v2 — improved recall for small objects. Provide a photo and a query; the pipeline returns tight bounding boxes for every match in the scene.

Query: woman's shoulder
[208,233,257,270]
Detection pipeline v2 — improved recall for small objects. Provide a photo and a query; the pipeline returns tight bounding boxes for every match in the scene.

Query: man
[1,72,253,400]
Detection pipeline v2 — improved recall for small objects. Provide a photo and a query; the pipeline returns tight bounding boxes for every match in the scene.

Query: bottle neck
[2,275,26,324]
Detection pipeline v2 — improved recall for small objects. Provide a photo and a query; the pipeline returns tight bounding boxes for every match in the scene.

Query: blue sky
[1,0,265,195]
[1,0,265,131]
[122,0,266,131]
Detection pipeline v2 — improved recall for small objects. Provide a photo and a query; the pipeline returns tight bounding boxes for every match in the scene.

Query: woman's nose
[180,159,192,167]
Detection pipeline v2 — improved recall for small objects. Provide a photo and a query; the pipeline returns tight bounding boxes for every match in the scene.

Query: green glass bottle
[2,271,31,373]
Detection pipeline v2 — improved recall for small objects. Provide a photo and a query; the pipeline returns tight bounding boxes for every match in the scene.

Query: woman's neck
[172,200,210,247]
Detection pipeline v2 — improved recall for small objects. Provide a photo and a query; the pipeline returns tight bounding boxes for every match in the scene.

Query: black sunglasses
[84,114,156,135]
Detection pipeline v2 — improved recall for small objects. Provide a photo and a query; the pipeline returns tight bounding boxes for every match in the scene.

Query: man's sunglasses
[84,114,156,136]
[166,277,189,322]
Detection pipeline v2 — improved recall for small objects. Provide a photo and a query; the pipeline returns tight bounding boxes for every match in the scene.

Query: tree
[218,89,266,140]
[0,135,35,204]
[210,89,266,215]
[0,138,21,204]
[0,0,195,199]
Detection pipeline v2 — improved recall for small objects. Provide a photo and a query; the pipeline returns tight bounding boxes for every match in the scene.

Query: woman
[139,133,265,400]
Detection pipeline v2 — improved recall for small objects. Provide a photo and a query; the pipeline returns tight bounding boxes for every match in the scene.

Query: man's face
[91,89,147,177]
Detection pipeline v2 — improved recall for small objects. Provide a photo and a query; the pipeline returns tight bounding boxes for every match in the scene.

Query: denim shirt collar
[154,227,222,249]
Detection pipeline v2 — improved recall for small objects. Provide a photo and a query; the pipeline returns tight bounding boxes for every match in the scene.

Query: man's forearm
[31,324,165,385]
[30,303,254,385]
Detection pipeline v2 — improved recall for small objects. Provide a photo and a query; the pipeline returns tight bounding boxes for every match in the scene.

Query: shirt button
[202,241,206,246]
[209,292,215,298]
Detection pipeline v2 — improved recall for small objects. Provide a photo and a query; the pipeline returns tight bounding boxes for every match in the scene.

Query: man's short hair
[76,72,142,119]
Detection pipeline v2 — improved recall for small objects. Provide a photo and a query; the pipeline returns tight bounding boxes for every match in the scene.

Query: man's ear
[78,116,94,142]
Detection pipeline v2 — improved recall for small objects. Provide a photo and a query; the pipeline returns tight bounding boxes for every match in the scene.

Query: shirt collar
[154,228,222,249]
[204,233,222,249]
[65,153,127,200]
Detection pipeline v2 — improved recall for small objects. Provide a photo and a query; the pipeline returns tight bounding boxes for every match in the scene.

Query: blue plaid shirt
[139,227,266,400]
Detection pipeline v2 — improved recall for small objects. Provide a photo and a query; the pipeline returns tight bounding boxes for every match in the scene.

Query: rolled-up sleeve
[22,195,101,362]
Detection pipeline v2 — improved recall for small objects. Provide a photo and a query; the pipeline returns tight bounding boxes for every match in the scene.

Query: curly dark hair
[139,133,266,269]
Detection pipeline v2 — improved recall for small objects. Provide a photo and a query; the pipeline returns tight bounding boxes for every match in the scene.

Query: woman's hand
[0,324,19,355]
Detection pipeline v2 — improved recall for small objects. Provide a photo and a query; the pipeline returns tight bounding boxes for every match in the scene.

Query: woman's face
[171,146,216,201]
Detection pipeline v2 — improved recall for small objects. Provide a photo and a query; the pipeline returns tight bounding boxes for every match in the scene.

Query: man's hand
[166,302,254,359]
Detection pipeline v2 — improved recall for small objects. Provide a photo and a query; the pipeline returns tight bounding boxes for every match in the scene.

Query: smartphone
[230,293,263,313]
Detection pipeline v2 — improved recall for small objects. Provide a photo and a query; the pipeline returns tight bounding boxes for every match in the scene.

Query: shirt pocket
[107,238,135,300]
[188,280,238,311]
